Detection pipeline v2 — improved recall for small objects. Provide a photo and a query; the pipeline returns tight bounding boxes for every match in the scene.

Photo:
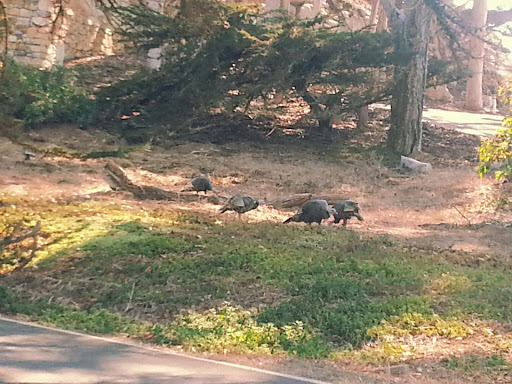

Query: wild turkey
[23,149,36,161]
[332,200,363,228]
[182,176,213,195]
[219,194,260,219]
[283,199,335,225]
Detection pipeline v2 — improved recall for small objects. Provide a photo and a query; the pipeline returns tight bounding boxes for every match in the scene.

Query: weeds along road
[0,316,331,384]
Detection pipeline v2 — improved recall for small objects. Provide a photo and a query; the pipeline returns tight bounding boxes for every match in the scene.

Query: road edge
[0,314,331,384]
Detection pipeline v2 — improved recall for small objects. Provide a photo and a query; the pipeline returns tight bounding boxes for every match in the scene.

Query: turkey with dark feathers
[332,200,363,228]
[182,176,213,195]
[219,194,260,219]
[23,149,36,161]
[283,199,336,225]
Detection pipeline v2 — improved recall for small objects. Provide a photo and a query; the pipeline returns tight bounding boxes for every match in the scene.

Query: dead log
[104,160,224,204]
[271,193,350,209]
[0,221,40,250]
[0,221,40,275]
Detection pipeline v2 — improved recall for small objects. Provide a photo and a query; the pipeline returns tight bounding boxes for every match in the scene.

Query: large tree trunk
[357,106,369,129]
[465,0,488,111]
[385,0,433,155]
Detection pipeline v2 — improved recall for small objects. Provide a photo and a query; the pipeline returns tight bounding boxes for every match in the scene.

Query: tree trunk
[357,106,369,129]
[465,0,488,111]
[384,0,433,155]
[318,118,332,132]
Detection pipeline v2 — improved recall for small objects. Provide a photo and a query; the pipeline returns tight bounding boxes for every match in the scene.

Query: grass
[1,195,512,376]
[443,353,512,379]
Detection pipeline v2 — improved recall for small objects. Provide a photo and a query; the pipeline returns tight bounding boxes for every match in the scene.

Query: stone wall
[3,0,118,68]
[3,0,371,69]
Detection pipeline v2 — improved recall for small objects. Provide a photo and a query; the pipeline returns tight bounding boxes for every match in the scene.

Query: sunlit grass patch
[0,195,207,268]
[428,273,473,295]
[368,312,473,340]
[164,305,329,357]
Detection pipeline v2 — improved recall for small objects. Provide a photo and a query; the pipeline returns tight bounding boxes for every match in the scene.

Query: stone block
[28,52,46,58]
[148,47,162,59]
[36,10,51,18]
[32,16,50,27]
[19,8,33,18]
[146,1,163,11]
[23,37,50,46]
[401,156,433,174]
[8,35,19,43]
[26,26,51,36]
[29,44,49,53]
[16,17,31,27]
[39,0,53,12]
[146,57,162,70]
[265,0,280,11]
[7,8,21,17]
[55,44,65,66]
[25,27,40,37]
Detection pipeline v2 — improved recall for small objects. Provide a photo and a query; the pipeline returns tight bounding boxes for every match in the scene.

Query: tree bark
[318,118,332,132]
[383,0,433,155]
[465,0,488,111]
[357,106,369,129]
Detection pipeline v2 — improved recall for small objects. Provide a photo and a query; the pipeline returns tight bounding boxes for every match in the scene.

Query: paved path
[0,317,329,384]
[422,107,505,137]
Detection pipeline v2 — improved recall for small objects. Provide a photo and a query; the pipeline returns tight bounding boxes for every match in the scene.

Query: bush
[0,60,96,126]
[478,124,512,181]
[478,82,512,182]
[100,1,396,130]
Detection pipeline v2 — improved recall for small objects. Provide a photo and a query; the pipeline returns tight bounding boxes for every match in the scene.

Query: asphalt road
[422,107,504,137]
[0,317,329,384]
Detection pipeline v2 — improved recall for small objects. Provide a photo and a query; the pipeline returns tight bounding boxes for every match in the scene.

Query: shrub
[478,124,512,182]
[0,59,96,126]
[478,83,512,181]
[99,1,397,130]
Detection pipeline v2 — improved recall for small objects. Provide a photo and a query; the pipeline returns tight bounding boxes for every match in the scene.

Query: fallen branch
[453,206,472,227]
[104,160,224,203]
[271,193,351,209]
[265,127,277,139]
[0,221,41,249]
[0,221,40,275]
[104,161,351,209]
